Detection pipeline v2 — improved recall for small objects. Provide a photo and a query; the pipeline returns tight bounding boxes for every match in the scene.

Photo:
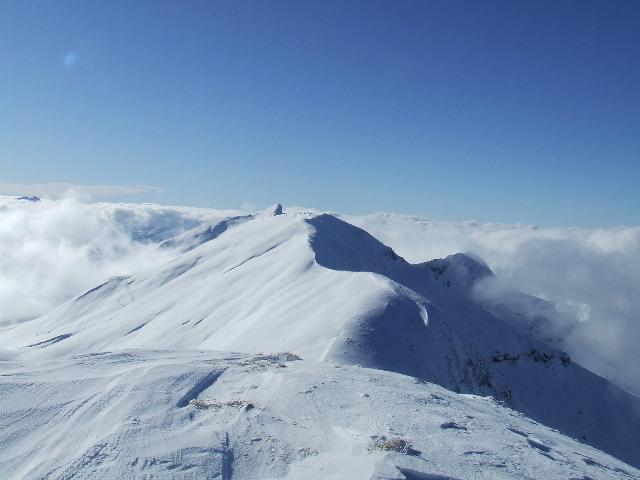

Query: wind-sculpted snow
[0,350,637,480]
[2,208,639,469]
[158,214,253,252]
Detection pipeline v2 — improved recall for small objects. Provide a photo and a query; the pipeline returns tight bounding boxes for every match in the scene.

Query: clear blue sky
[1,1,639,226]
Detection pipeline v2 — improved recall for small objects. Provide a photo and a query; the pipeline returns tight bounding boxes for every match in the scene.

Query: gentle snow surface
[1,350,637,480]
[1,205,639,478]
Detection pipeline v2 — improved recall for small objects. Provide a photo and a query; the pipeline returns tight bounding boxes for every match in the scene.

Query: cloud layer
[0,182,162,200]
[347,213,640,394]
[0,197,236,326]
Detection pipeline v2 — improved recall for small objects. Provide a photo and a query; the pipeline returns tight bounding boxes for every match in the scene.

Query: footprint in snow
[507,427,554,459]
[526,438,556,461]
[440,421,467,431]
[578,455,630,476]
[507,427,529,438]
[463,450,487,456]
[526,438,551,453]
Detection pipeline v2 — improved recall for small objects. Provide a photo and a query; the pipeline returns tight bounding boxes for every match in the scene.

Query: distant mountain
[2,206,638,470]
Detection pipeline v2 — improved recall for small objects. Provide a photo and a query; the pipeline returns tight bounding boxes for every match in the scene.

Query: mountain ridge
[1,207,639,469]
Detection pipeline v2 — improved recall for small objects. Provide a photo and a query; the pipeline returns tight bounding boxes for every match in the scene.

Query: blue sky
[1,0,639,226]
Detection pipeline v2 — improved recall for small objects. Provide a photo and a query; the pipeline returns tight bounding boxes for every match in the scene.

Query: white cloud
[0,197,231,326]
[0,182,162,200]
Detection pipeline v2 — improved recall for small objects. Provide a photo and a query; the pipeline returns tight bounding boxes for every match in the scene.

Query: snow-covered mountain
[345,212,640,397]
[1,205,639,478]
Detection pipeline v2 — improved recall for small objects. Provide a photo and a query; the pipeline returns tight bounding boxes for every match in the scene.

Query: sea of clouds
[1,197,638,394]
[0,196,236,326]
[348,213,640,395]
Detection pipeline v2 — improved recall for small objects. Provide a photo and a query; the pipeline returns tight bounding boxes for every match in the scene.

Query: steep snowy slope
[1,207,639,469]
[0,206,380,359]
[343,211,640,397]
[306,214,640,468]
[0,350,637,480]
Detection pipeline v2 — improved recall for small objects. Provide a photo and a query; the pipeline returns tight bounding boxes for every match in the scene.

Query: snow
[343,211,640,396]
[1,350,637,479]
[1,204,639,478]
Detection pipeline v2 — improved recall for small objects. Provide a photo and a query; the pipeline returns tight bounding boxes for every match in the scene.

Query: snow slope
[1,206,639,473]
[344,211,640,397]
[0,349,637,480]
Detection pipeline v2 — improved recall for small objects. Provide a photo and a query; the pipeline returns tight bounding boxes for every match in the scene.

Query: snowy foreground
[1,203,639,479]
[1,350,638,480]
